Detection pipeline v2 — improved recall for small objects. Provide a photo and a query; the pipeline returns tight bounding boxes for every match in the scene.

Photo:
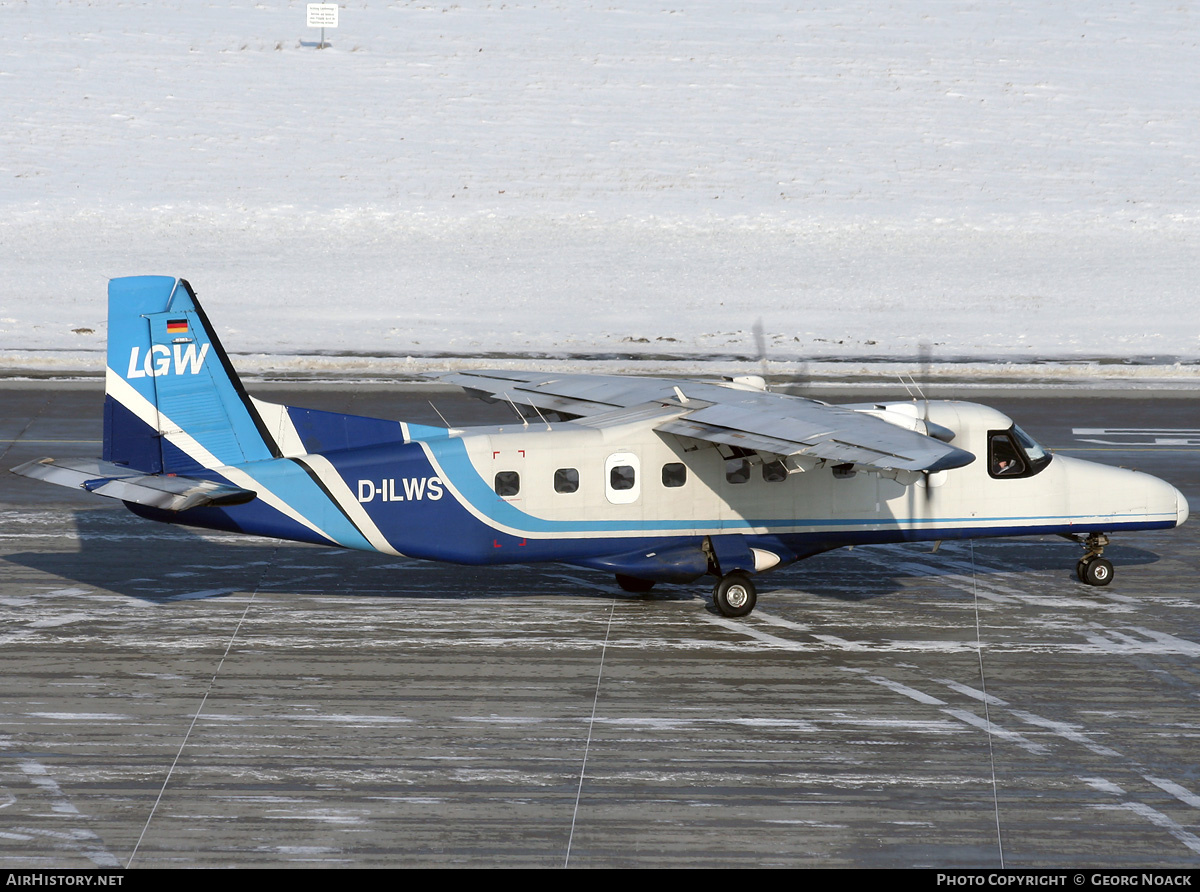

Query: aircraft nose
[1177,487,1190,527]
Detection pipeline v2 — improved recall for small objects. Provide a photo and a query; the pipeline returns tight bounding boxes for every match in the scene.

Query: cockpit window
[1012,424,1049,465]
[988,426,1052,479]
[990,434,1026,476]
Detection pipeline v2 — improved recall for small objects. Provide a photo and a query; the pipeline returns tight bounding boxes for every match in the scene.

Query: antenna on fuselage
[898,343,932,420]
[528,401,553,431]
[427,401,463,436]
[900,373,927,406]
[501,392,529,428]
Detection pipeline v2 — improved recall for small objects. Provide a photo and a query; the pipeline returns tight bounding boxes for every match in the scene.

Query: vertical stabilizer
[104,276,280,473]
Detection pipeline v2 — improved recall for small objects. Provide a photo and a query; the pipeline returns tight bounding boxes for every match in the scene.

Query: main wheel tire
[1076,555,1095,583]
[616,573,656,593]
[1082,557,1114,586]
[713,571,757,618]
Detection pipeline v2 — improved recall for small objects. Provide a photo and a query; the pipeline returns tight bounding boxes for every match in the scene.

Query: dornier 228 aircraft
[12,276,1190,617]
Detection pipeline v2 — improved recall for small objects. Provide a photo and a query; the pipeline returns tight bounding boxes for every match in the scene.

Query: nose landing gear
[1071,532,1113,586]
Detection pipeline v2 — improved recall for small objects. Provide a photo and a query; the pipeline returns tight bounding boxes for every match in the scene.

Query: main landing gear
[613,571,759,617]
[713,571,757,618]
[1072,532,1113,587]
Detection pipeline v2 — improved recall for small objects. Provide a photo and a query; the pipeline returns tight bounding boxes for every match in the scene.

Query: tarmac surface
[1,381,1198,868]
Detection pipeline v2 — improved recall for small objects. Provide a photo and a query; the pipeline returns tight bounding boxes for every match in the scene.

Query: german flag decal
[166,318,189,335]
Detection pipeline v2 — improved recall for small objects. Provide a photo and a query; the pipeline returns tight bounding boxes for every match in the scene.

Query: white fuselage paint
[434,401,1185,542]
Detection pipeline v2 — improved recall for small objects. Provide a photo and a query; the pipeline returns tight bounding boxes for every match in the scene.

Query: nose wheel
[1077,554,1114,586]
[1072,533,1113,586]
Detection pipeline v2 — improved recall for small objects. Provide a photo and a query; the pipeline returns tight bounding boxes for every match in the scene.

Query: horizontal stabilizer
[11,458,256,512]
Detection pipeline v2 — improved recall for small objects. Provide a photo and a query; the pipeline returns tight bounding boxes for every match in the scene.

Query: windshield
[1012,425,1050,466]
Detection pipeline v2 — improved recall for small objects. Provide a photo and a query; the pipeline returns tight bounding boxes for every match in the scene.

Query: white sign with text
[307,4,338,29]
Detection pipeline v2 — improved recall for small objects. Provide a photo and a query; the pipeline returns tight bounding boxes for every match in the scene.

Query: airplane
[11,276,1190,617]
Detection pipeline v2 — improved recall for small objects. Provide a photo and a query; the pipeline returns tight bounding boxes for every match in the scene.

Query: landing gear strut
[1073,533,1113,587]
[713,571,757,617]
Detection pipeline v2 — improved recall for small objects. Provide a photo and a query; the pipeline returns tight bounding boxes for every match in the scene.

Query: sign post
[306,3,339,49]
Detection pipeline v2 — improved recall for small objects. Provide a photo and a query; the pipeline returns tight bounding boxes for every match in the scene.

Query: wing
[436,371,974,474]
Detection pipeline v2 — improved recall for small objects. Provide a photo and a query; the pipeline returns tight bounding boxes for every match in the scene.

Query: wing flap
[11,457,256,511]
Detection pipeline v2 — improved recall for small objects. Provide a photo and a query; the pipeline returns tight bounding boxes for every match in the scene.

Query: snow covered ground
[2,1,1198,382]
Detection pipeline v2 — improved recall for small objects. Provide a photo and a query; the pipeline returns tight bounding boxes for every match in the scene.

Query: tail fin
[104,276,280,473]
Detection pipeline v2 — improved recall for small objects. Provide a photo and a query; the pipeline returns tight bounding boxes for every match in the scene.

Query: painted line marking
[16,762,121,867]
[936,678,1007,707]
[1146,777,1200,810]
[1092,802,1200,856]
[864,675,946,706]
[701,614,807,649]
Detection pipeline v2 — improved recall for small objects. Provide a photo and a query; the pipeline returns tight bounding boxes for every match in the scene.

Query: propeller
[729,318,772,392]
[918,339,931,424]
[752,317,769,385]
[751,317,810,394]
[916,340,936,502]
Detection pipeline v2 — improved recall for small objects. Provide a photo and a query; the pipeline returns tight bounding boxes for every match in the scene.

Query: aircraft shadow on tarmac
[785,538,1164,604]
[5,506,1166,608]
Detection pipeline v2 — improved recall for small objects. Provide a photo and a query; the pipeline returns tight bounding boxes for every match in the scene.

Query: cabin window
[987,426,1052,479]
[762,460,788,483]
[554,468,579,494]
[604,452,641,504]
[610,465,636,491]
[662,462,687,488]
[725,457,751,484]
[494,470,521,496]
